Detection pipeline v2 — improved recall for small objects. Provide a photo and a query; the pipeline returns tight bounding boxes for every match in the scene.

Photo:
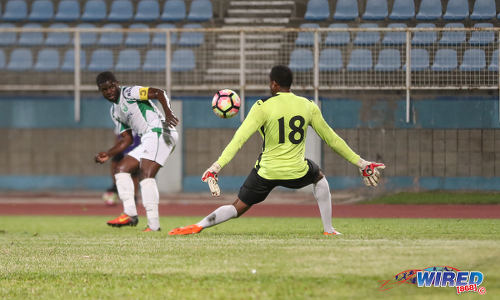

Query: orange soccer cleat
[323,230,342,236]
[142,226,161,232]
[168,224,203,235]
[106,213,138,227]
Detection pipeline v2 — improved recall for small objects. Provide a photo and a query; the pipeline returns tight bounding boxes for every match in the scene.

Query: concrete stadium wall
[1,93,500,192]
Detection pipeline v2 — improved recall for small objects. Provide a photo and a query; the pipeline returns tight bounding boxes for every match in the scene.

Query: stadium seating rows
[0,0,212,22]
[289,48,497,72]
[304,0,499,21]
[0,48,196,72]
[0,23,205,47]
[295,23,496,46]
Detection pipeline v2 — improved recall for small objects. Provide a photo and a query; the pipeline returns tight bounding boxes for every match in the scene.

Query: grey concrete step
[212,50,279,57]
[215,42,282,49]
[227,8,292,15]
[229,1,295,7]
[224,17,289,24]
[217,33,284,40]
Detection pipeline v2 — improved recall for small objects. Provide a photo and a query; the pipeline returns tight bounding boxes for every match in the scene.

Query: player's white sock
[313,177,335,233]
[140,178,160,231]
[196,205,237,228]
[115,173,137,217]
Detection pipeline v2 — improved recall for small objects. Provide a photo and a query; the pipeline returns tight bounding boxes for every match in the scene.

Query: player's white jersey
[110,86,174,136]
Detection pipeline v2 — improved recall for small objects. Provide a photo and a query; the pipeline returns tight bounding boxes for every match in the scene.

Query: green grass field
[0,216,498,299]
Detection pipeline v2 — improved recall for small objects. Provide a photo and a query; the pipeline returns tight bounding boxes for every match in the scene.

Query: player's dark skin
[230,79,326,216]
[94,80,179,180]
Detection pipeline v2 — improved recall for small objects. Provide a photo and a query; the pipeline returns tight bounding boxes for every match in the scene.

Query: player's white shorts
[128,130,178,166]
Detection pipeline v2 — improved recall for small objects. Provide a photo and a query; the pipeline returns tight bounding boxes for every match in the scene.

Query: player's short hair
[96,71,117,87]
[270,65,293,88]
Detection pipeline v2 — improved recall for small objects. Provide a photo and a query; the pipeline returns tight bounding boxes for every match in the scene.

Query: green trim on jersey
[136,100,155,120]
[216,92,360,180]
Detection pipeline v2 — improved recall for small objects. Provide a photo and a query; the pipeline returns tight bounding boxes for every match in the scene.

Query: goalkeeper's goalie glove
[357,159,386,187]
[201,162,222,197]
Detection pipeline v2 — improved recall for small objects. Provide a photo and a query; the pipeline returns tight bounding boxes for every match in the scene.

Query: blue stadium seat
[439,23,465,45]
[443,0,469,20]
[143,49,165,71]
[469,23,494,45]
[134,0,159,22]
[28,0,54,22]
[45,23,70,46]
[0,23,17,46]
[0,50,5,69]
[54,0,80,22]
[304,0,329,21]
[382,23,406,45]
[2,0,27,22]
[88,49,114,71]
[18,23,44,46]
[403,48,430,71]
[347,49,372,71]
[187,0,212,22]
[161,0,186,21]
[459,49,486,71]
[389,0,415,20]
[319,48,343,71]
[412,23,437,45]
[178,24,204,46]
[416,0,442,20]
[374,48,401,71]
[471,0,496,20]
[125,24,150,47]
[152,24,177,46]
[324,23,350,46]
[34,48,60,71]
[115,49,141,71]
[333,0,358,20]
[7,48,32,71]
[362,0,388,20]
[76,23,98,46]
[288,49,313,72]
[108,0,133,22]
[488,49,498,71]
[295,23,319,46]
[431,49,457,71]
[98,24,123,46]
[353,23,380,45]
[61,49,86,72]
[172,49,195,72]
[81,0,107,22]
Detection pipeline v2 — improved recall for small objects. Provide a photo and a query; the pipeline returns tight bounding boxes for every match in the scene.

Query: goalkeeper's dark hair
[270,65,293,88]
[96,71,117,87]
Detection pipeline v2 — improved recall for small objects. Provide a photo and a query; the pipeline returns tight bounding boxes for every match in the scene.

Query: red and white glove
[201,162,222,197]
[358,159,386,187]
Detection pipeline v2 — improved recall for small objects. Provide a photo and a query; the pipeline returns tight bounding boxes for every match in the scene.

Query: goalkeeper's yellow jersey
[216,92,360,180]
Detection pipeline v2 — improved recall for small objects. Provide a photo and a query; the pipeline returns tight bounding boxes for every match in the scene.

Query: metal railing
[0,26,499,122]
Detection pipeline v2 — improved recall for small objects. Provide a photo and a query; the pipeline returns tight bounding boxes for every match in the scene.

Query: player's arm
[147,88,179,127]
[202,102,265,196]
[310,103,385,187]
[95,130,133,164]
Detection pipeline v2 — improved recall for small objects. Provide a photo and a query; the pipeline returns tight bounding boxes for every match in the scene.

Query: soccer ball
[102,191,118,206]
[212,89,240,119]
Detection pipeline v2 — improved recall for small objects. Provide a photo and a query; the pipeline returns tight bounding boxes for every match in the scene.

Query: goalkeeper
[169,65,385,236]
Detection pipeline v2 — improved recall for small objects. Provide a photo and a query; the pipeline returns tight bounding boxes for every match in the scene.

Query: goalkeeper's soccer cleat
[143,226,161,232]
[106,213,138,227]
[323,230,342,236]
[168,224,203,235]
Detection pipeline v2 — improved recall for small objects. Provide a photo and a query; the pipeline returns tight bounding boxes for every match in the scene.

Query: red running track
[0,203,499,218]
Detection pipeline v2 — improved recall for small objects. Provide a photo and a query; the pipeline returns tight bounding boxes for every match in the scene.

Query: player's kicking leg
[312,171,342,236]
[168,199,250,235]
[107,156,140,227]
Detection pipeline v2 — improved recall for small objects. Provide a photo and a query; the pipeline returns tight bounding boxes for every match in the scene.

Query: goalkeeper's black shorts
[238,159,321,206]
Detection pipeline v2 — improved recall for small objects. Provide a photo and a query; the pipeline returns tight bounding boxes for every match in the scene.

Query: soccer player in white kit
[94,71,179,232]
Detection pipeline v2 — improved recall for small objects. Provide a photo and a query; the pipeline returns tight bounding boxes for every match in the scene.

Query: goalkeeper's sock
[313,177,335,233]
[115,173,138,217]
[196,205,237,229]
[140,178,160,231]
